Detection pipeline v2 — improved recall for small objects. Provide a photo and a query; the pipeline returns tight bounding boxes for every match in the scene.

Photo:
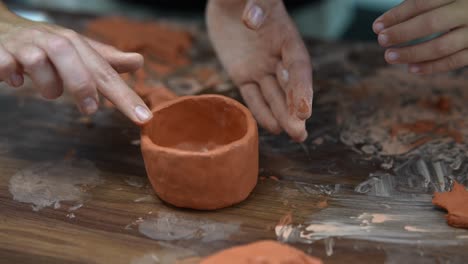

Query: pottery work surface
[2,12,468,264]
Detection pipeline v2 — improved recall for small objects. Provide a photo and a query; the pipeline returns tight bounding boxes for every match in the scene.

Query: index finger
[61,30,153,124]
[373,0,454,33]
[378,3,463,47]
[281,35,313,121]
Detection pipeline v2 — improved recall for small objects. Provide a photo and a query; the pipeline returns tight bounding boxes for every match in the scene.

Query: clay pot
[139,87,258,210]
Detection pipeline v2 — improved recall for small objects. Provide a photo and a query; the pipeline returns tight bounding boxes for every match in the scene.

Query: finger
[409,49,468,75]
[281,37,313,121]
[385,27,468,64]
[13,45,63,99]
[239,82,281,134]
[378,3,463,47]
[0,44,18,84]
[26,31,99,115]
[373,0,455,34]
[242,0,278,30]
[259,75,307,142]
[85,37,144,73]
[59,30,153,124]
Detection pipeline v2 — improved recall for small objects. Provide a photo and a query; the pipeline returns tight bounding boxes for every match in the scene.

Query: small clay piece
[200,240,322,264]
[140,87,258,210]
[433,182,468,229]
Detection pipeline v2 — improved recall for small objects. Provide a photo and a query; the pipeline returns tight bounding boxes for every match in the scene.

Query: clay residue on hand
[200,240,322,264]
[433,181,468,229]
[8,160,101,211]
[297,98,310,115]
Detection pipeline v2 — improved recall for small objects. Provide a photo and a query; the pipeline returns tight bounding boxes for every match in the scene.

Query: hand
[373,0,468,75]
[0,9,153,124]
[207,0,313,142]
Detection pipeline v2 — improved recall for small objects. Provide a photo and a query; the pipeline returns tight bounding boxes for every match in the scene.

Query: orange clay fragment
[278,211,293,226]
[200,240,322,264]
[317,199,328,209]
[420,96,452,114]
[433,182,468,229]
[269,176,280,181]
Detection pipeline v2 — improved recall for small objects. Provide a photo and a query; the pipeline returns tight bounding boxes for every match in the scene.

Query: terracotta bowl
[140,88,258,210]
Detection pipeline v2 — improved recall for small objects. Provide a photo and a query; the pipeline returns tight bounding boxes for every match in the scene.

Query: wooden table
[1,12,468,264]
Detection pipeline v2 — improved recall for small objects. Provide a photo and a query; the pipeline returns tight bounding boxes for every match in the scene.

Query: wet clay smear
[9,160,102,211]
[433,181,468,228]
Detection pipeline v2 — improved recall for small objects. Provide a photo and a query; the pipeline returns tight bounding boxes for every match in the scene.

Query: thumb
[85,37,144,73]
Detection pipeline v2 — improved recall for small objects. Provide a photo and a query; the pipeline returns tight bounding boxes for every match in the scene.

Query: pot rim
[140,94,257,157]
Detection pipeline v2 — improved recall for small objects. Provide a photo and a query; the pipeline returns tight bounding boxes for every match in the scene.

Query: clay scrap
[433,181,468,229]
[200,240,322,264]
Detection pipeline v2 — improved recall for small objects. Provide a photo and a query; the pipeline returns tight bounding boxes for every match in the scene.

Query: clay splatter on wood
[8,159,102,211]
[138,212,240,242]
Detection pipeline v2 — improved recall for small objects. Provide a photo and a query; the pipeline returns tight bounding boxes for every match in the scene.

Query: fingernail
[135,105,152,122]
[387,51,399,61]
[373,22,385,33]
[409,65,421,74]
[281,69,289,83]
[247,5,265,29]
[9,73,23,87]
[81,97,98,114]
[378,34,389,45]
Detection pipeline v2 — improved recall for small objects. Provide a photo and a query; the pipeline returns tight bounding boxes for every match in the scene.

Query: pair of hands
[1,0,467,142]
[0,0,312,142]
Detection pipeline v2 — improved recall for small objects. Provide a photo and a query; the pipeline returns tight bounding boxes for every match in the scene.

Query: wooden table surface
[1,11,468,264]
